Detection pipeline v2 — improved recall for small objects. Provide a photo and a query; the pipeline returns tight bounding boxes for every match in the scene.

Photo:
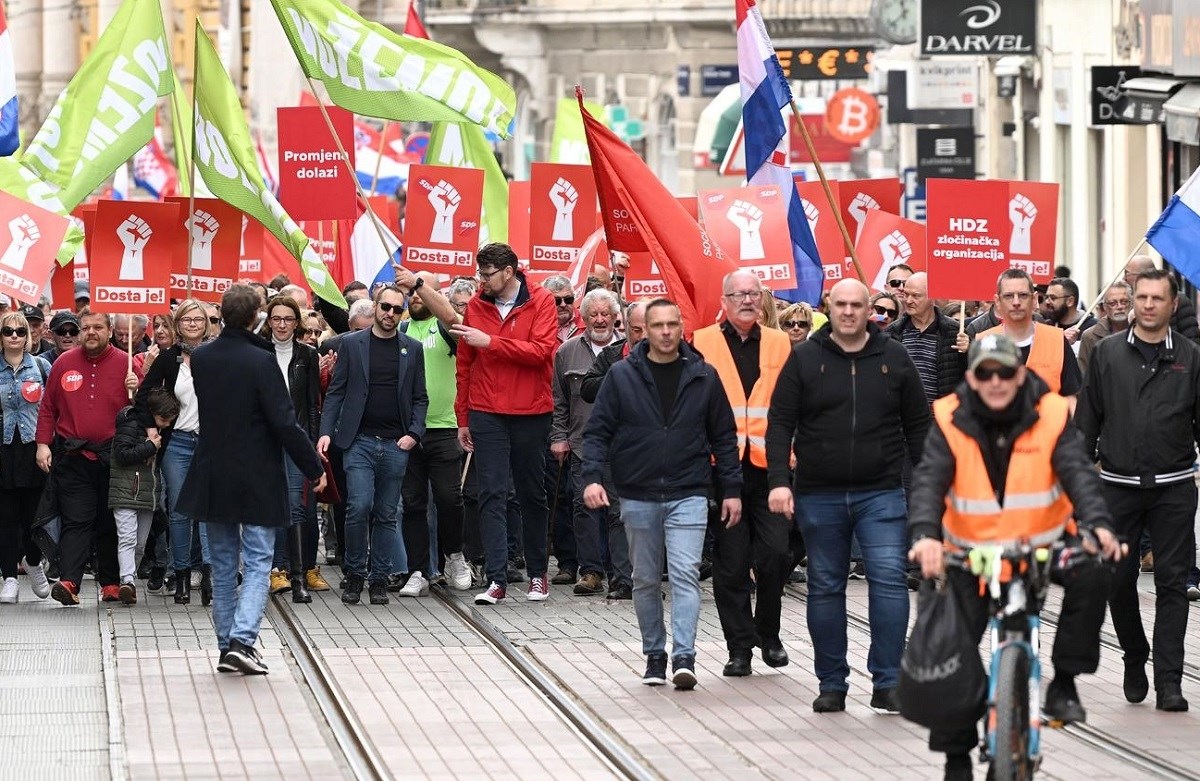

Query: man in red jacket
[453,243,560,605]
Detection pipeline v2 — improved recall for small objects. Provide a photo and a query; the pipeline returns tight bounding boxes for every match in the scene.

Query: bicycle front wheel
[991,644,1033,780]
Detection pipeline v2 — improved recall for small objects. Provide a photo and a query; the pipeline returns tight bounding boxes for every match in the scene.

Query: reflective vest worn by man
[981,321,1065,393]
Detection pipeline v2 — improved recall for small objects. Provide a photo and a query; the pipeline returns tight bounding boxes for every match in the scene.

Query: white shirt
[273,337,293,391]
[495,298,516,320]
[174,362,200,433]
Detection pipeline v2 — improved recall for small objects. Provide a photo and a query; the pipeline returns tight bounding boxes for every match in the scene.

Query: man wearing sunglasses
[908,333,1123,780]
[542,275,583,588]
[42,312,80,365]
[545,275,584,344]
[884,263,913,291]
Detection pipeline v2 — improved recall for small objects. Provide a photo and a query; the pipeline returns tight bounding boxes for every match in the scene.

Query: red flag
[405,1,430,38]
[579,89,734,333]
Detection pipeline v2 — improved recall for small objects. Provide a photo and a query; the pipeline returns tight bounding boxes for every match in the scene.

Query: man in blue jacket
[582,298,742,691]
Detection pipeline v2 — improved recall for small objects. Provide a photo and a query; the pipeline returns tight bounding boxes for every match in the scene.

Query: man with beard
[1044,277,1097,346]
[391,269,472,595]
[1079,282,1132,375]
[550,288,631,598]
[37,309,132,605]
[317,285,428,607]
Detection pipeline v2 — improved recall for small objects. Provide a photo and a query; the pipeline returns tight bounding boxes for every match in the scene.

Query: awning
[1165,83,1200,144]
[691,83,741,168]
[1119,76,1187,123]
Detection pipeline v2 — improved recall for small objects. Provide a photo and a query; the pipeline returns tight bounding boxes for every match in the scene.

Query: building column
[39,1,78,120]
[10,0,43,140]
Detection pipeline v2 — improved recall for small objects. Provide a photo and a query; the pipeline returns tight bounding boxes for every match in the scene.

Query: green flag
[269,0,516,138]
[22,0,173,209]
[549,97,603,164]
[192,22,346,309]
[425,123,508,244]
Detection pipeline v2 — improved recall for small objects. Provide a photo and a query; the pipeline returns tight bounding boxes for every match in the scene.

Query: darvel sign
[920,0,1036,56]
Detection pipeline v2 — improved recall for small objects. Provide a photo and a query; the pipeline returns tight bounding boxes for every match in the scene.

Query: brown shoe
[574,572,604,595]
[305,567,331,591]
[1141,553,1154,572]
[550,568,577,585]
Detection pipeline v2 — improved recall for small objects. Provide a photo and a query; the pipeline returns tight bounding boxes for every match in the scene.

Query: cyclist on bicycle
[907,334,1124,781]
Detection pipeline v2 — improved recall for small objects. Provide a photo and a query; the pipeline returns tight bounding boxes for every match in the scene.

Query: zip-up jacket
[455,271,559,424]
[108,405,164,512]
[581,340,742,502]
[580,338,628,404]
[883,310,969,402]
[765,323,930,492]
[1076,328,1200,488]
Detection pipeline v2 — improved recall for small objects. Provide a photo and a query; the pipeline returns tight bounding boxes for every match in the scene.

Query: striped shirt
[899,318,939,407]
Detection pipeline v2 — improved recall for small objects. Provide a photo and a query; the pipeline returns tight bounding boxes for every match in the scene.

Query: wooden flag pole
[787,100,867,284]
[958,300,966,335]
[1086,237,1148,315]
[126,317,135,401]
[369,121,390,197]
[304,77,399,266]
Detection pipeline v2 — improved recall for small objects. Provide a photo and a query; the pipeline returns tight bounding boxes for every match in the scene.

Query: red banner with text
[401,165,484,275]
[1005,181,1059,283]
[854,209,927,291]
[0,191,71,305]
[164,197,242,302]
[926,179,1011,301]
[529,163,598,269]
[276,105,357,221]
[90,200,181,314]
[837,178,902,246]
[698,184,796,290]
[794,180,847,290]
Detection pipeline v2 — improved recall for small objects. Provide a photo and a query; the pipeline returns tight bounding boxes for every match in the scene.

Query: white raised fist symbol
[186,209,220,271]
[873,229,913,291]
[117,215,152,280]
[848,192,880,242]
[1009,194,1037,255]
[549,177,578,242]
[726,199,765,260]
[428,180,461,244]
[801,198,820,236]
[1,215,40,271]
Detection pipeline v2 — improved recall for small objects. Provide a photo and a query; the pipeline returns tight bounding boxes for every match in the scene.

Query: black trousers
[56,455,119,587]
[400,428,465,575]
[1104,480,1196,688]
[929,562,1110,755]
[710,464,793,652]
[0,486,43,578]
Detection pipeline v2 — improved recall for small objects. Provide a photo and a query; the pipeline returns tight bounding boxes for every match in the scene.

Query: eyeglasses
[1104,299,1131,309]
[377,301,403,313]
[178,316,207,325]
[450,301,469,311]
[1,327,26,338]
[873,305,898,317]
[1042,294,1067,304]
[477,267,505,280]
[54,327,79,337]
[268,316,297,324]
[998,292,1032,302]
[973,364,1019,382]
[723,290,763,301]
[554,295,575,307]
[886,279,906,289]
[781,320,811,330]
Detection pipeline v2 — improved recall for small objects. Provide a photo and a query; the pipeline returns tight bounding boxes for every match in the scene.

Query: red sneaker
[51,580,79,606]
[473,581,506,605]
[527,575,549,602]
[100,584,121,602]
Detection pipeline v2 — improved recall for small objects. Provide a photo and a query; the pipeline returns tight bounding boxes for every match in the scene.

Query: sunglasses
[554,295,575,307]
[304,328,323,337]
[873,305,898,317]
[781,320,811,330]
[1,327,27,338]
[973,364,1019,382]
[209,316,221,325]
[886,279,905,288]
[55,327,79,337]
[377,301,403,313]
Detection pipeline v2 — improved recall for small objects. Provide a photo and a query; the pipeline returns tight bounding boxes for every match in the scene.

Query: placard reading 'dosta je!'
[0,190,71,305]
[924,179,1011,301]
[164,197,243,302]
[276,105,357,222]
[698,184,796,291]
[401,164,485,275]
[89,200,182,315]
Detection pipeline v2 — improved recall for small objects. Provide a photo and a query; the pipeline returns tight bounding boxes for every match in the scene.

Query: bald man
[1125,256,1199,343]
[765,278,930,714]
[884,272,969,407]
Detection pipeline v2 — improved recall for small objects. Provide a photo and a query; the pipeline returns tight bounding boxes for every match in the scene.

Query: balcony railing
[423,0,871,15]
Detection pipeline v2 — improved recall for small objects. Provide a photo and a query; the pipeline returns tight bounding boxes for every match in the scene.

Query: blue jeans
[343,435,409,582]
[623,496,707,661]
[208,522,275,651]
[469,411,551,586]
[162,431,209,573]
[796,489,909,691]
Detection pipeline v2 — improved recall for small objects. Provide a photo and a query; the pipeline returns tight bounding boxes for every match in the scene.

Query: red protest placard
[0,191,71,304]
[508,181,531,267]
[623,252,667,300]
[698,184,796,290]
[277,105,357,221]
[854,210,927,292]
[529,163,599,269]
[795,179,847,290]
[925,179,1011,301]
[838,178,902,245]
[90,200,181,314]
[73,204,96,275]
[50,260,76,309]
[164,197,243,302]
[1005,181,1059,283]
[402,164,484,275]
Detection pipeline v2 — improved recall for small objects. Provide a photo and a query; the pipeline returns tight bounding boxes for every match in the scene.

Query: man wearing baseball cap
[74,282,90,313]
[907,333,1123,780]
[43,312,81,365]
[19,305,52,356]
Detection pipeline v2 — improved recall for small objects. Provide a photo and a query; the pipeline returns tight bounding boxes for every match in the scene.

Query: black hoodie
[765,322,930,492]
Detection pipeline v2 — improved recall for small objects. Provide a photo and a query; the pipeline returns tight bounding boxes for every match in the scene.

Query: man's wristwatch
[409,276,424,295]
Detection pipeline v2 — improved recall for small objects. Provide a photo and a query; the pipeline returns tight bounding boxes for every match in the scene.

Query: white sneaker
[398,571,430,597]
[0,577,19,604]
[23,558,50,599]
[445,553,472,591]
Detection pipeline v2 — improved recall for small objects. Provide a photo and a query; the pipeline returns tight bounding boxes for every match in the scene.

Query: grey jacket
[550,335,611,455]
[1077,317,1123,377]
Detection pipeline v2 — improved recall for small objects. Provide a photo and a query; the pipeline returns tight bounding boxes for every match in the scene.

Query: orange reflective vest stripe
[693,324,792,469]
[981,322,1064,393]
[932,392,1075,549]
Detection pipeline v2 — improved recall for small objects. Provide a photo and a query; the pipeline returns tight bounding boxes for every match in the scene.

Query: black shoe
[906,574,921,591]
[147,568,165,594]
[1043,676,1086,724]
[1156,683,1189,712]
[512,555,526,570]
[216,650,237,673]
[291,575,311,604]
[386,574,405,593]
[870,687,900,714]
[369,580,389,605]
[642,653,668,686]
[224,640,268,675]
[813,690,847,713]
[342,574,364,605]
[174,568,191,605]
[943,753,973,781]
[199,564,213,607]
[1123,658,1149,704]
[506,561,525,583]
[698,557,713,581]
[671,655,697,690]
[606,583,633,601]
[723,650,752,677]
[849,560,866,580]
[761,640,789,668]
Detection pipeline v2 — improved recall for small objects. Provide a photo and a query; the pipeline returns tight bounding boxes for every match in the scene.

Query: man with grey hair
[542,275,583,585]
[550,287,631,597]
[543,275,583,344]
[319,299,375,357]
[1079,281,1132,375]
[280,284,311,309]
[112,314,149,355]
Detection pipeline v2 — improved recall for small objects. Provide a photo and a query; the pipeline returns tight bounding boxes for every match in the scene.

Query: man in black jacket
[582,299,741,691]
[765,278,929,714]
[885,272,969,406]
[1077,268,1200,713]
